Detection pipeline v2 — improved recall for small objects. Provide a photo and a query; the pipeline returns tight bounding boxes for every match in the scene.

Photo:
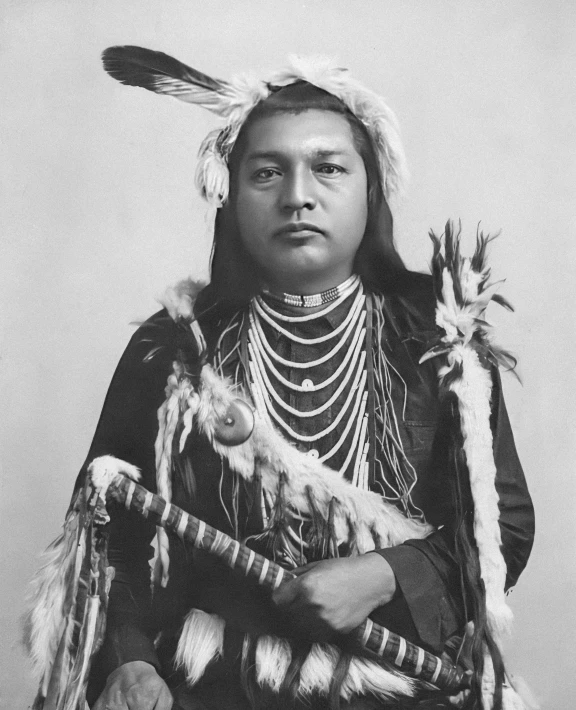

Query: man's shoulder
[374,270,437,334]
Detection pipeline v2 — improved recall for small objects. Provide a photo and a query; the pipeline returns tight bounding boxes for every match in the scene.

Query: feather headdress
[102,46,408,209]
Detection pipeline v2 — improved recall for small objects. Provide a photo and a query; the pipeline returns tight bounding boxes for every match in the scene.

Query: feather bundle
[421,222,515,643]
[24,480,116,709]
[420,222,525,710]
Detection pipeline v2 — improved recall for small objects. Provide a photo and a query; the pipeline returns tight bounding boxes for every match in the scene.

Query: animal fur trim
[422,225,514,645]
[193,364,430,553]
[298,642,415,700]
[153,280,431,587]
[422,223,521,710]
[102,47,408,210]
[254,636,292,692]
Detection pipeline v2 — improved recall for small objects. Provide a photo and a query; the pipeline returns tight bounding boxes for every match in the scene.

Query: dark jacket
[78,272,534,697]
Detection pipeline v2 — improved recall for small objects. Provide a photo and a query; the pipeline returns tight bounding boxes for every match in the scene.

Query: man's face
[234,110,368,294]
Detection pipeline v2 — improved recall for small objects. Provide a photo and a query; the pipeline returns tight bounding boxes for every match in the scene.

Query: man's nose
[280,169,317,212]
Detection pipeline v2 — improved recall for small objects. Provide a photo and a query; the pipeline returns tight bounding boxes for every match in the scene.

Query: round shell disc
[213,398,255,446]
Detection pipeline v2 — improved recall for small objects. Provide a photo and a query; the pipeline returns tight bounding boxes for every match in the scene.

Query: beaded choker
[262,274,359,308]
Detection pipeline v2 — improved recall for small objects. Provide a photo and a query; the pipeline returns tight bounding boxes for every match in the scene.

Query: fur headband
[102,46,408,209]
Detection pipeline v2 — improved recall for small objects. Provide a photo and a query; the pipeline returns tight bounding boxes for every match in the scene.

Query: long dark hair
[195,81,407,322]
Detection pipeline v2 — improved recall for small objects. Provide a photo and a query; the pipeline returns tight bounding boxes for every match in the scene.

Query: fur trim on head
[102,47,408,210]
[266,55,408,209]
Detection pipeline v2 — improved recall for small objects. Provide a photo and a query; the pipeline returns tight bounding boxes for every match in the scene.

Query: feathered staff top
[101,46,408,209]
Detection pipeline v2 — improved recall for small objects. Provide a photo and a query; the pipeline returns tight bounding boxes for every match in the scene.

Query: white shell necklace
[247,275,370,486]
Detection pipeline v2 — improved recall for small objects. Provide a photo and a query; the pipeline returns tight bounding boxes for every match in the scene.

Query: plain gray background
[1,1,575,707]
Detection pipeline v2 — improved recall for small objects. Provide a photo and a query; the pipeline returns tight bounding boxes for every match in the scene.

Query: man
[28,49,534,710]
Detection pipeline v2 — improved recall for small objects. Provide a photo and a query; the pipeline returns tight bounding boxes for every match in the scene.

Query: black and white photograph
[1,2,574,709]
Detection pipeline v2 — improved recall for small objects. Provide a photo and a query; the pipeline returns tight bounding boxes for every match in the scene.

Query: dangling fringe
[175,609,225,686]
[153,364,193,587]
[371,294,425,521]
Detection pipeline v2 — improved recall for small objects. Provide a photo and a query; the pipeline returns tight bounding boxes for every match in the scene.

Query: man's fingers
[154,686,175,710]
[93,694,128,710]
[271,577,301,607]
[290,561,320,577]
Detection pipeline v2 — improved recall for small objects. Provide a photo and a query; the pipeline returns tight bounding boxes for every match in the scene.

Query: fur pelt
[193,364,431,553]
[422,227,514,646]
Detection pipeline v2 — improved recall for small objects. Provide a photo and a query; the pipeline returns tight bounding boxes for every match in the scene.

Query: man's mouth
[275,222,324,237]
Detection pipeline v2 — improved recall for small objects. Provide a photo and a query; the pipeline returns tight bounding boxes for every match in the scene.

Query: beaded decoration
[262,274,359,308]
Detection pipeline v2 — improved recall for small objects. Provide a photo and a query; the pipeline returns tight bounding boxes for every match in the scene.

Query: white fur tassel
[344,655,415,700]
[175,609,225,686]
[252,638,415,701]
[255,636,292,692]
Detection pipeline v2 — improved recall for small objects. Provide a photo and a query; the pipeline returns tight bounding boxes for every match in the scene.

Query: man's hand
[271,553,397,641]
[93,660,173,710]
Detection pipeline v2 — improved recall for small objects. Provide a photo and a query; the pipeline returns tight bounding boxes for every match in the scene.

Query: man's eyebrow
[245,148,352,162]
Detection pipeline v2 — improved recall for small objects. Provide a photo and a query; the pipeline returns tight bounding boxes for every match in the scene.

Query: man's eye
[316,164,344,176]
[254,168,279,181]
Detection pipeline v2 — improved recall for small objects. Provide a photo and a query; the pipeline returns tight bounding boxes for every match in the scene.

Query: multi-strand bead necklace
[212,275,426,546]
[247,274,371,490]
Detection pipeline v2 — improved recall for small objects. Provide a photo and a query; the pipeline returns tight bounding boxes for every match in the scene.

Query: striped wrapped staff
[104,472,469,693]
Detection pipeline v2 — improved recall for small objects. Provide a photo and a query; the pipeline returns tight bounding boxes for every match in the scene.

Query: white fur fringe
[175,609,225,686]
